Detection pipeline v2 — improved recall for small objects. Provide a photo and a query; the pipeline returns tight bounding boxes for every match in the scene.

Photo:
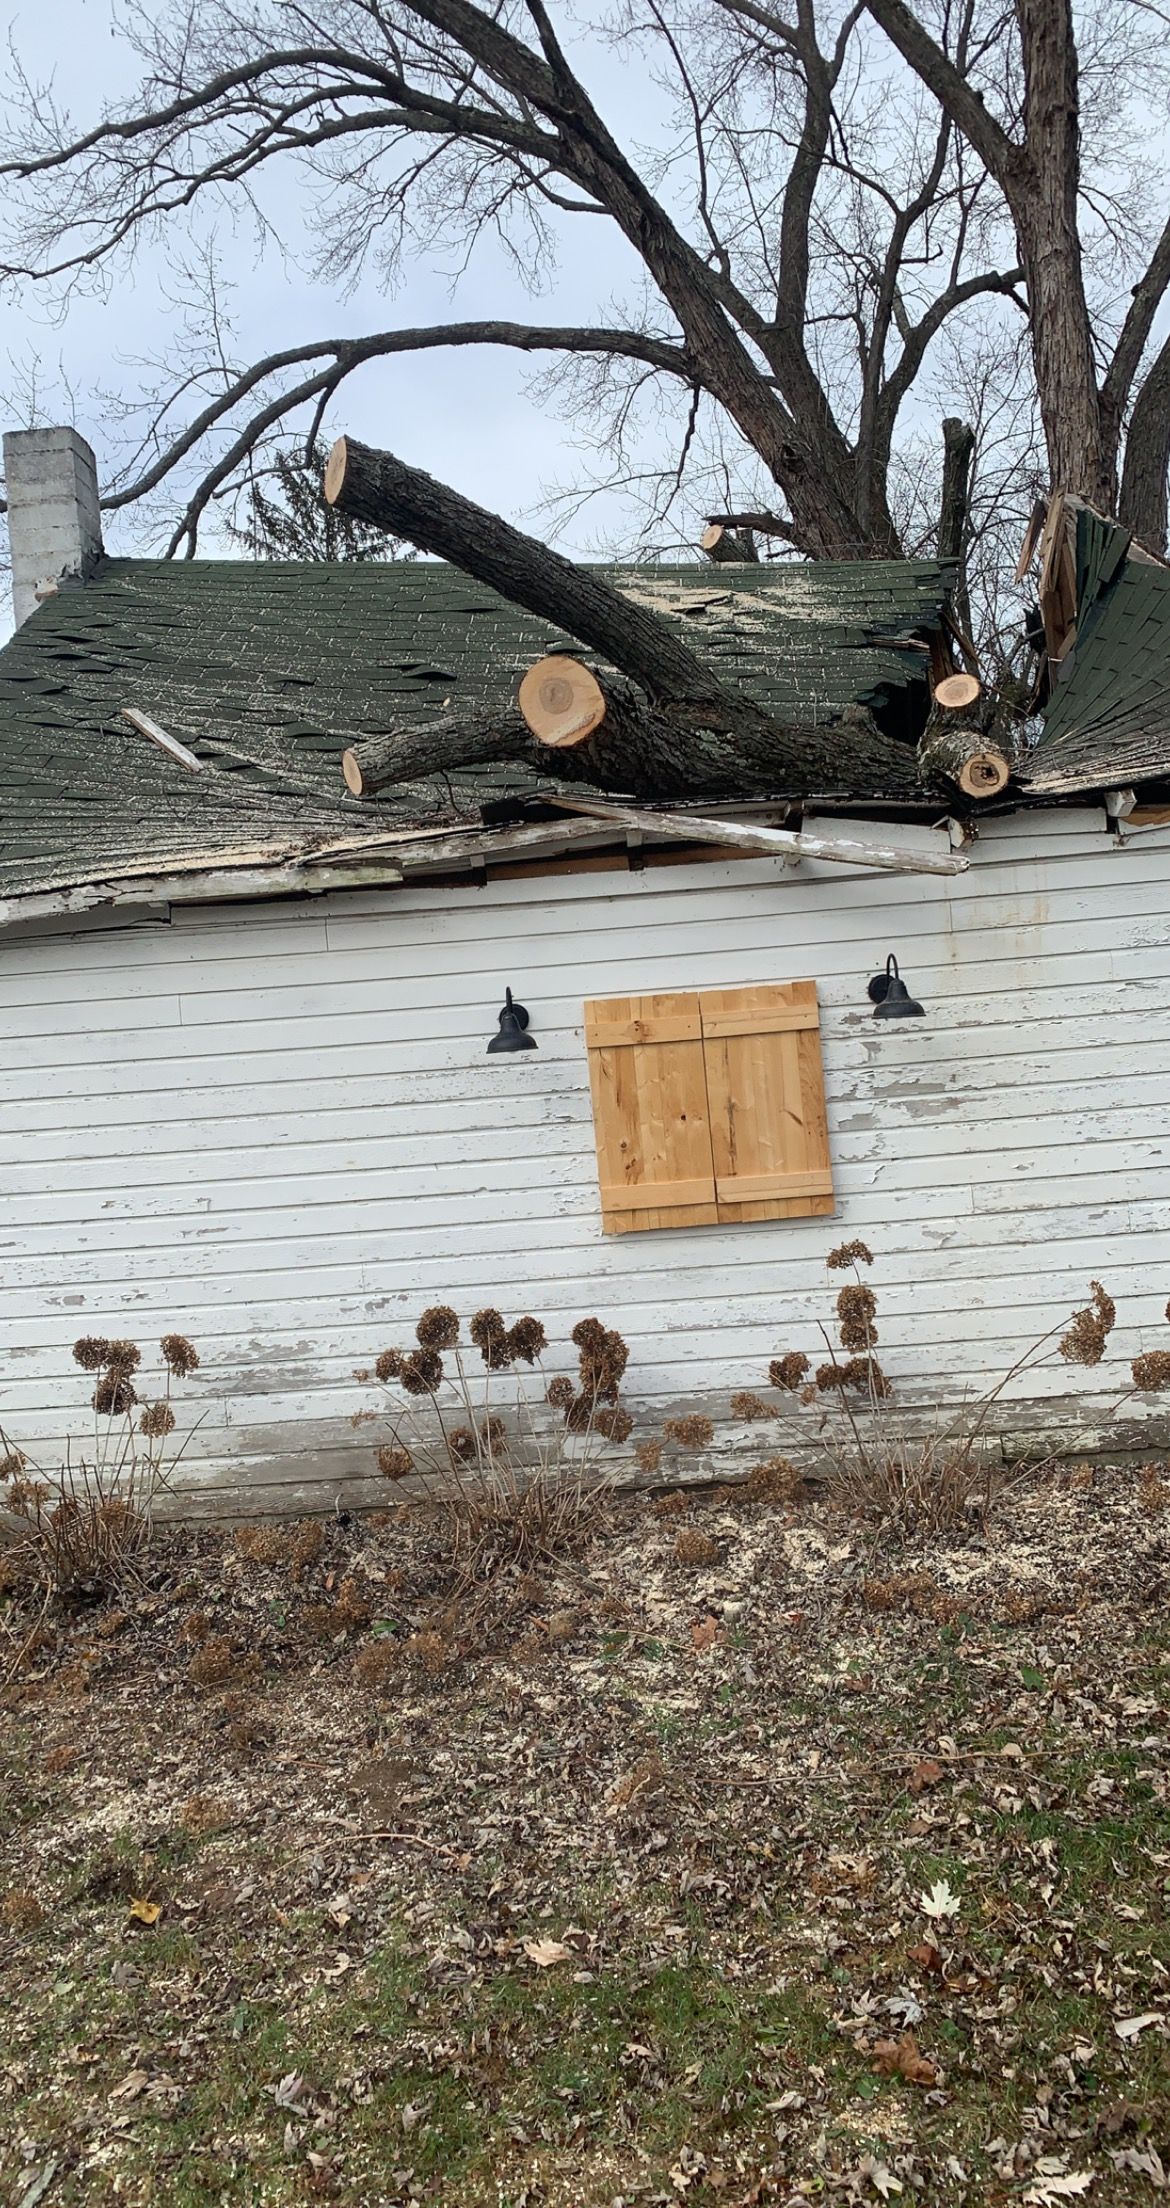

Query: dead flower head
[374,1347,406,1384]
[635,1437,663,1476]
[94,1371,138,1416]
[400,1347,443,1396]
[507,1315,547,1364]
[377,1444,414,1480]
[1059,1281,1116,1368]
[1132,1350,1170,1392]
[827,1240,874,1271]
[744,1455,802,1503]
[664,1414,714,1448]
[416,1304,460,1351]
[104,1340,141,1377]
[480,1414,509,1456]
[160,1333,199,1379]
[573,1318,629,1402]
[769,1352,811,1392]
[836,1282,878,1351]
[447,1425,478,1463]
[674,1527,719,1567]
[545,1376,574,1410]
[730,1391,774,1422]
[138,1401,176,1439]
[0,1451,25,1482]
[815,1355,891,1399]
[72,1335,111,1372]
[470,1308,512,1368]
[594,1405,633,1443]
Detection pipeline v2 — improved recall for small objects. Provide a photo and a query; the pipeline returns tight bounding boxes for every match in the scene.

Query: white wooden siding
[3,806,1170,1514]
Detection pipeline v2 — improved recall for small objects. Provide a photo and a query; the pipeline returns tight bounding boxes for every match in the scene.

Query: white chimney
[3,426,103,629]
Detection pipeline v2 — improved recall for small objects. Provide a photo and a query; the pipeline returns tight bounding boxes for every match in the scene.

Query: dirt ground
[1,1466,1168,2208]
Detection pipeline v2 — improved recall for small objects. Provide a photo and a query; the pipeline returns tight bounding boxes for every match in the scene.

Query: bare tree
[0,0,1165,767]
[867,0,1170,548]
[0,0,1032,571]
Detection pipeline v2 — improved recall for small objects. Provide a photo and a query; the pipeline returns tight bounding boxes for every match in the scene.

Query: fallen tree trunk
[325,436,921,800]
[918,679,1013,799]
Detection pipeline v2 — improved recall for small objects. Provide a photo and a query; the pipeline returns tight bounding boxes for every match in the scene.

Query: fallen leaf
[16,2164,59,2208]
[273,2072,310,2110]
[127,1898,161,1926]
[909,1758,944,1795]
[1114,2012,1164,2041]
[691,1615,719,1652]
[109,2068,150,2102]
[522,1937,572,1967]
[919,1878,960,1922]
[1023,2174,1094,2204]
[872,2032,938,2087]
[321,1951,352,1980]
[906,1941,943,1974]
[1108,2146,1166,2186]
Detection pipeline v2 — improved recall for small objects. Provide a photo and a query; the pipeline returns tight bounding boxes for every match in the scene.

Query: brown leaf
[522,1936,572,1967]
[691,1615,720,1652]
[872,2032,938,2086]
[907,1941,944,1974]
[909,1757,944,1794]
[127,1897,161,1926]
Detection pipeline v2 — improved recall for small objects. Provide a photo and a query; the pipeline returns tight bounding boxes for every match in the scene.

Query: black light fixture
[867,952,925,1020]
[486,986,538,1053]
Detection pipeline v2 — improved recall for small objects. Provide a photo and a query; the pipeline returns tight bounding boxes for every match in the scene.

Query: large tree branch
[873,265,1025,464]
[83,322,693,516]
[1101,211,1170,476]
[324,433,920,795]
[1118,326,1170,551]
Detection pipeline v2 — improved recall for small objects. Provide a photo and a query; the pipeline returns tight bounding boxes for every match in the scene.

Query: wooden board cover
[584,991,718,1234]
[584,981,834,1233]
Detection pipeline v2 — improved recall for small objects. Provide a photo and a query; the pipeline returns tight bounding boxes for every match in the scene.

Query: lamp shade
[487,986,538,1053]
[869,953,924,1020]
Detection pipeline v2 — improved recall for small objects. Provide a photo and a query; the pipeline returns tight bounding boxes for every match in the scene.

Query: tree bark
[1118,329,1170,554]
[918,689,1012,799]
[866,0,1111,511]
[326,437,922,797]
[342,678,922,804]
[937,416,975,638]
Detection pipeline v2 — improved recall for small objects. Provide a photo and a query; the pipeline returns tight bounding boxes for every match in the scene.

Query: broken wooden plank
[546,796,968,876]
[121,708,203,776]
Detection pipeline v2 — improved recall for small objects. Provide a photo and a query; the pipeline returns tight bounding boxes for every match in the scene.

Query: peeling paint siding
[3,806,1170,1511]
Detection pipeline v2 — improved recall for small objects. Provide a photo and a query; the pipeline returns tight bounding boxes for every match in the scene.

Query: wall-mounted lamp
[486,986,538,1053]
[867,953,924,1020]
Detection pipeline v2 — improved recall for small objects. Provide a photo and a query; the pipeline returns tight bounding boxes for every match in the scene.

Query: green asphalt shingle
[1027,541,1170,795]
[0,553,951,901]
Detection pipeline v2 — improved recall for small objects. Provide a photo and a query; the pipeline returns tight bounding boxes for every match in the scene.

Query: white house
[2,428,1168,1517]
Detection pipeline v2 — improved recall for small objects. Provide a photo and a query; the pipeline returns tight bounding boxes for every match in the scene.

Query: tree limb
[325,433,920,795]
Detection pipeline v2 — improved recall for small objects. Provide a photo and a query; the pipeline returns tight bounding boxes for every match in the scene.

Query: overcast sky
[2,0,673,563]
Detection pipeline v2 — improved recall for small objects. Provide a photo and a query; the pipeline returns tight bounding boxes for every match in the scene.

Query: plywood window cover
[584,981,834,1234]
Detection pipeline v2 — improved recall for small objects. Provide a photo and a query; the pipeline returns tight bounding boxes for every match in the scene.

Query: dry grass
[1,1467,1168,2206]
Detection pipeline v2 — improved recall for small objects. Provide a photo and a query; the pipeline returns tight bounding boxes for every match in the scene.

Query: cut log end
[518,654,607,747]
[957,748,1011,798]
[323,436,349,508]
[341,746,366,797]
[932,671,982,710]
[700,522,758,564]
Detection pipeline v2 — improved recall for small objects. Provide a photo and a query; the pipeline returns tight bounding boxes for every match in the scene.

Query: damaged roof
[1024,502,1170,796]
[0,552,951,906]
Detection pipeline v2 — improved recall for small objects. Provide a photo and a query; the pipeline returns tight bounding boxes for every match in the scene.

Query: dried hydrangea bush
[644,1244,1170,1537]
[361,1307,633,1576]
[0,1333,201,1599]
